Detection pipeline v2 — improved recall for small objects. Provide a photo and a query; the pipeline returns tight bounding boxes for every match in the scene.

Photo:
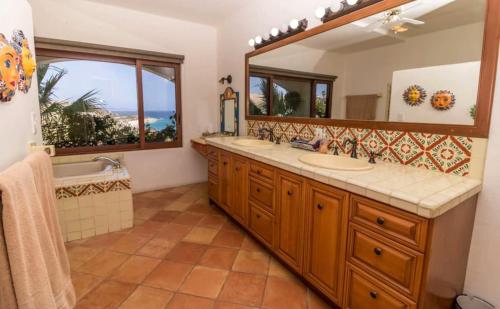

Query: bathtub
[53,160,133,242]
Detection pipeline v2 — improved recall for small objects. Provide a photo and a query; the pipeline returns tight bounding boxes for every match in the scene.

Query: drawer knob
[256,214,261,219]
[223,161,228,166]
[257,170,262,175]
[317,204,324,210]
[287,190,293,196]
[374,247,383,256]
[256,188,261,193]
[376,217,385,225]
[235,167,240,171]
[369,291,378,299]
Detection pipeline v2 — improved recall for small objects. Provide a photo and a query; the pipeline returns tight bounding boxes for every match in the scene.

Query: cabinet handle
[376,217,385,225]
[317,204,324,210]
[256,188,261,193]
[256,214,261,219]
[369,291,378,299]
[287,190,293,196]
[257,170,262,175]
[374,247,383,256]
[223,161,228,166]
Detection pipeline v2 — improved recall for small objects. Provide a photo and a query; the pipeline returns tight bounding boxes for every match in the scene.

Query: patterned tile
[56,178,131,199]
[247,120,473,176]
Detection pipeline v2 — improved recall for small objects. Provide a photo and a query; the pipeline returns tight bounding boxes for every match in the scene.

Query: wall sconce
[219,75,232,84]
[316,0,382,24]
[248,18,308,50]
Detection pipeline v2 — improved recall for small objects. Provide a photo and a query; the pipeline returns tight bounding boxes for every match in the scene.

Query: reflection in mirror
[248,0,486,126]
[220,87,239,135]
[224,100,235,132]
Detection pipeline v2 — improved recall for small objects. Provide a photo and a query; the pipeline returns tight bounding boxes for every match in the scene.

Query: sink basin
[299,153,373,171]
[232,139,274,147]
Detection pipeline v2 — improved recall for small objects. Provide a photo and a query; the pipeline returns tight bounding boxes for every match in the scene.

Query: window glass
[249,76,269,115]
[142,65,178,143]
[315,83,329,118]
[272,78,310,117]
[37,57,139,148]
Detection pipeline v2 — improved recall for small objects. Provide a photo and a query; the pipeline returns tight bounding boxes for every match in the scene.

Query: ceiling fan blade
[401,17,425,25]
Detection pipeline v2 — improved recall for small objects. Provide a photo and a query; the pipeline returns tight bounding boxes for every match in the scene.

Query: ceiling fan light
[289,19,300,30]
[270,27,279,37]
[315,7,326,19]
[346,0,359,5]
[248,38,255,47]
[331,0,343,13]
[255,35,263,44]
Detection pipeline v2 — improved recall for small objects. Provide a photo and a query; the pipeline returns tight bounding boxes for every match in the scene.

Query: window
[248,65,335,118]
[36,40,183,155]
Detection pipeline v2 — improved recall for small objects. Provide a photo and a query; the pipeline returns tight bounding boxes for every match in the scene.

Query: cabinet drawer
[348,225,424,299]
[207,146,219,160]
[344,265,416,309]
[350,195,428,251]
[249,161,274,183]
[249,177,274,213]
[249,204,274,247]
[208,158,218,176]
[208,176,219,202]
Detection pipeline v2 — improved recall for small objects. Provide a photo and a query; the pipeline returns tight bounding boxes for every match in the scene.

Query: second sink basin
[299,153,373,171]
[232,139,274,147]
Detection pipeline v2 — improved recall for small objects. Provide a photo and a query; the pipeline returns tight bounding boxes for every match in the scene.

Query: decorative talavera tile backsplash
[55,178,131,199]
[247,120,473,176]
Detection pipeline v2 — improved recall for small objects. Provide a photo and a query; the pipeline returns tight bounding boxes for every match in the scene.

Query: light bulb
[331,0,343,12]
[270,28,279,37]
[346,0,359,5]
[289,19,299,30]
[315,7,326,19]
[255,35,263,44]
[248,38,255,47]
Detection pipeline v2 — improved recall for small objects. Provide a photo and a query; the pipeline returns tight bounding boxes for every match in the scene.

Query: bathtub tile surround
[247,120,475,176]
[53,153,133,242]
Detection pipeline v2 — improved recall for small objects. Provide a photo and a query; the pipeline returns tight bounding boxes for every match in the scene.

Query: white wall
[29,0,219,192]
[464,56,500,307]
[0,0,42,172]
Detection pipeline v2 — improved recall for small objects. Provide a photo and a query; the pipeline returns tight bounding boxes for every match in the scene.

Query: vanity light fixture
[249,18,308,50]
[320,0,383,24]
[315,7,327,19]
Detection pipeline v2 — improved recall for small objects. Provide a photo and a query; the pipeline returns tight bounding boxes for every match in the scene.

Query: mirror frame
[245,0,500,138]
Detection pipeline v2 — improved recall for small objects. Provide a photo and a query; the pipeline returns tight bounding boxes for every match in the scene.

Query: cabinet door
[303,180,350,304]
[219,151,232,213]
[231,155,248,225]
[275,171,305,272]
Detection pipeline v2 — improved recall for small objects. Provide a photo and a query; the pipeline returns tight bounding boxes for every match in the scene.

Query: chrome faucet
[93,156,121,169]
[343,138,359,159]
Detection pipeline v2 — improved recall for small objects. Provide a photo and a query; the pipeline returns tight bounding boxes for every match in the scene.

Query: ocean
[113,110,176,131]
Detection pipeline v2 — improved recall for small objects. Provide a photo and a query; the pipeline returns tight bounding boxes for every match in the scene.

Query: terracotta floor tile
[150,210,181,223]
[308,289,334,309]
[268,258,295,280]
[128,221,164,238]
[76,280,136,308]
[215,302,259,309]
[232,250,270,275]
[199,247,238,270]
[188,203,218,215]
[134,207,160,220]
[110,234,150,254]
[161,191,183,201]
[197,214,226,229]
[183,227,219,244]
[166,242,208,264]
[156,223,193,242]
[67,246,102,265]
[136,237,176,259]
[241,237,266,253]
[71,271,103,301]
[77,250,129,277]
[172,212,205,226]
[218,272,266,307]
[262,276,307,309]
[120,286,173,309]
[82,232,125,249]
[111,255,161,284]
[143,260,193,291]
[164,200,193,212]
[179,266,228,298]
[221,220,242,232]
[167,293,214,309]
[137,190,166,199]
[170,185,194,194]
[211,230,245,248]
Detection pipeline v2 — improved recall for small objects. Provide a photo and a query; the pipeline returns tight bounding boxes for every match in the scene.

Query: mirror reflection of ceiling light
[391,24,409,33]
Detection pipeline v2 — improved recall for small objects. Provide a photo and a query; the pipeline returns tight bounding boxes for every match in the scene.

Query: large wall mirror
[245,0,499,137]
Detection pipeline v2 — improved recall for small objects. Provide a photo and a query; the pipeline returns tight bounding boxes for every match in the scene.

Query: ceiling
[80,0,254,26]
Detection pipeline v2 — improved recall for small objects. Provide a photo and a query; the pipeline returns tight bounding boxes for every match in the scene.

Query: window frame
[248,66,335,118]
[36,48,183,156]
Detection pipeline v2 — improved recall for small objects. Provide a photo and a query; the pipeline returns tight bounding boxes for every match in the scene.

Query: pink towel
[0,152,76,309]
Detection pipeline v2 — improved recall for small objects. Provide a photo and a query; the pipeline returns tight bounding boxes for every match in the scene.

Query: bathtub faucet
[93,156,121,169]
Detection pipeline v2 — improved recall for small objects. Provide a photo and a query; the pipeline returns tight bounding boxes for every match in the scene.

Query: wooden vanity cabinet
[274,170,306,272]
[207,146,477,309]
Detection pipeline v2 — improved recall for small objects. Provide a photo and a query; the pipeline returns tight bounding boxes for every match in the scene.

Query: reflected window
[249,75,269,115]
[314,82,331,118]
[272,78,311,117]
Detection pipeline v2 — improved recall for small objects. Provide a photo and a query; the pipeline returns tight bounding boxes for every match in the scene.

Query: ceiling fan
[365,6,426,34]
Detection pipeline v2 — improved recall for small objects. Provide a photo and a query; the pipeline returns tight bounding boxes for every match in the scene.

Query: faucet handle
[368,151,382,164]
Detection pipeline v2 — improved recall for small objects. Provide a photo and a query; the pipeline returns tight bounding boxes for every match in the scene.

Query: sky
[43,60,177,112]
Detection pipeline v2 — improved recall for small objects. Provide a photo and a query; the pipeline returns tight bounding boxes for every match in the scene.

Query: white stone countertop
[206,136,482,219]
